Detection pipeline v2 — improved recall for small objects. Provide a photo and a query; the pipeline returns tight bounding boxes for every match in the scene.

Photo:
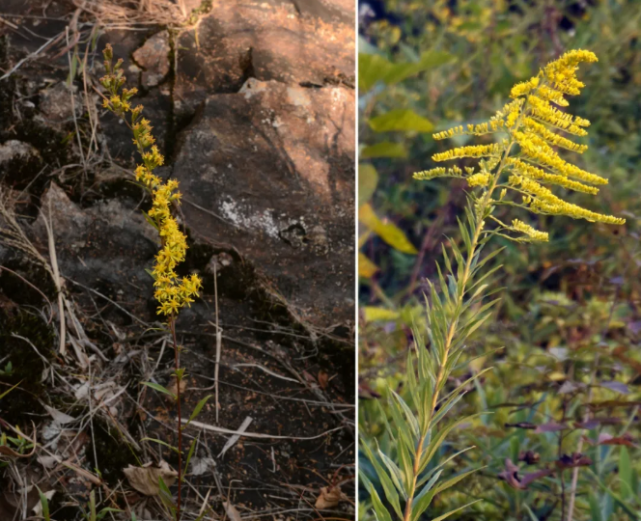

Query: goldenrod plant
[360,50,625,521]
[100,44,203,521]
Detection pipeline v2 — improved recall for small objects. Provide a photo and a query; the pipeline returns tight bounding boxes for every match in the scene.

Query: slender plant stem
[402,197,486,521]
[170,316,182,521]
[402,133,517,521]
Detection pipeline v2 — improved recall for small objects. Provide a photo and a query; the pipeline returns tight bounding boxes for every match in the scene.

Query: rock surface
[132,31,171,87]
[173,78,355,329]
[0,140,39,164]
[31,183,158,307]
[38,82,82,123]
[174,0,355,114]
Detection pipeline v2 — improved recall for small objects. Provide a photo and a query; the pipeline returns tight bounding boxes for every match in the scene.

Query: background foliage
[358,1,641,520]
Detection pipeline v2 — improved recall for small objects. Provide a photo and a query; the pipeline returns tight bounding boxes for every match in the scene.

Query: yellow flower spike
[413,166,464,181]
[507,159,599,195]
[413,49,625,240]
[522,118,588,153]
[100,45,201,319]
[510,219,549,242]
[432,143,504,162]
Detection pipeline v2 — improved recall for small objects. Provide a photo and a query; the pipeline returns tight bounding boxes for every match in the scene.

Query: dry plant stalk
[74,0,212,27]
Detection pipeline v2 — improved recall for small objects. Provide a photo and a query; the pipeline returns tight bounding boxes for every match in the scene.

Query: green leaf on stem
[142,381,176,401]
[187,394,213,427]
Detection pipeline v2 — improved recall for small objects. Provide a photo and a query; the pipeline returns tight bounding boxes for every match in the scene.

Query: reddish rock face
[132,31,171,87]
[165,0,355,333]
[173,79,355,330]
[174,0,355,115]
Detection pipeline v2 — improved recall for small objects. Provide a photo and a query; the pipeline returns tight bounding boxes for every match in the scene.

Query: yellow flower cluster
[536,84,569,107]
[543,49,598,96]
[432,118,506,141]
[522,118,587,153]
[432,143,504,162]
[505,100,524,128]
[413,48,625,240]
[100,44,202,317]
[514,132,607,186]
[510,77,539,99]
[507,159,598,195]
[509,174,624,225]
[527,95,589,136]
[467,173,491,187]
[413,165,463,181]
[510,219,549,242]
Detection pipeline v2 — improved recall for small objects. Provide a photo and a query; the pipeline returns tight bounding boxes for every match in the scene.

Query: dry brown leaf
[63,459,103,485]
[534,422,568,434]
[520,469,554,488]
[123,461,177,496]
[518,451,540,465]
[1,487,41,518]
[315,485,345,509]
[44,404,77,425]
[168,376,187,398]
[498,458,553,490]
[223,501,242,521]
[302,370,317,384]
[555,453,592,469]
[596,433,636,447]
[318,371,329,390]
[0,444,34,458]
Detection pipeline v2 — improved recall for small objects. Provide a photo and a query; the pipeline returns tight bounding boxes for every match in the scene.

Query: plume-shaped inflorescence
[100,44,202,317]
[415,50,625,242]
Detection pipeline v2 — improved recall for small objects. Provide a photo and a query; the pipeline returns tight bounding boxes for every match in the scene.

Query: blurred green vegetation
[358,1,641,520]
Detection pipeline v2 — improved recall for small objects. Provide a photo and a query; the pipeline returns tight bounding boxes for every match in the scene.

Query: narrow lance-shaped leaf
[435,262,452,307]
[431,467,484,497]
[415,447,475,489]
[430,500,482,521]
[360,439,404,519]
[409,469,443,521]
[618,447,632,499]
[419,413,486,475]
[142,381,176,401]
[387,391,419,459]
[377,446,407,498]
[360,472,394,521]
[186,394,213,427]
[391,391,420,438]
[396,433,415,494]
[183,437,198,482]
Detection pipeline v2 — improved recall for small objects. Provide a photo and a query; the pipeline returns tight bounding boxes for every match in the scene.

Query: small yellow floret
[510,77,540,99]
[467,173,491,187]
